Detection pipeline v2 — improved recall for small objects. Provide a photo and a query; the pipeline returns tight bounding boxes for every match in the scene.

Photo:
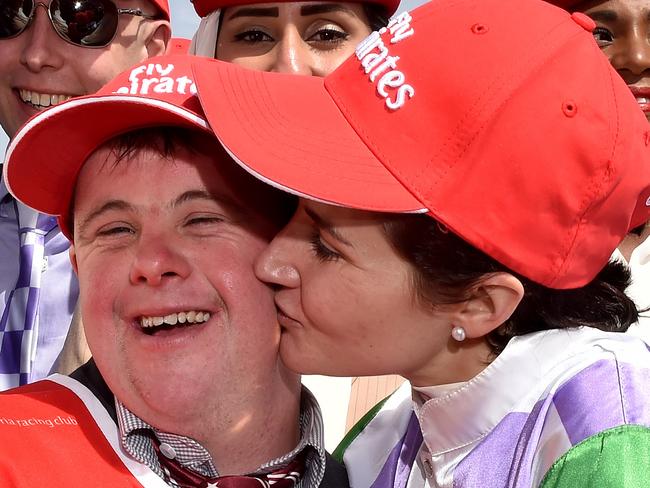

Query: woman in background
[190,0,392,74]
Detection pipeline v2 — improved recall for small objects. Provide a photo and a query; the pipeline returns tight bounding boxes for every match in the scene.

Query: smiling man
[0,0,171,389]
[0,55,347,487]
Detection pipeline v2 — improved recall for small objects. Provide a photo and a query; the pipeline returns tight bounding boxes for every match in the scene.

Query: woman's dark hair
[363,3,390,31]
[384,214,639,356]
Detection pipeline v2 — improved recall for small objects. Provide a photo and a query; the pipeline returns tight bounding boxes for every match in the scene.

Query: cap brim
[193,59,427,214]
[4,96,209,218]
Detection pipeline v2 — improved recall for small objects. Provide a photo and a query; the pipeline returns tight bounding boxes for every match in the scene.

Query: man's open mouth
[19,89,73,109]
[139,310,211,335]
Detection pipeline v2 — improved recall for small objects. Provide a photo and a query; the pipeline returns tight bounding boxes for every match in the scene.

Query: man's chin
[121,372,213,422]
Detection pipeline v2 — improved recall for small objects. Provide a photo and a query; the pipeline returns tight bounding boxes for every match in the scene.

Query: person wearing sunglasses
[547,0,650,339]
[0,0,171,391]
[188,0,650,485]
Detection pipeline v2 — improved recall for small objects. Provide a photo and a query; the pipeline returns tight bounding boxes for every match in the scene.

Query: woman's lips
[275,302,302,329]
[628,86,650,113]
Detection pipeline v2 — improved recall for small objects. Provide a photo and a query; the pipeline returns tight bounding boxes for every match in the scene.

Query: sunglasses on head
[0,0,158,48]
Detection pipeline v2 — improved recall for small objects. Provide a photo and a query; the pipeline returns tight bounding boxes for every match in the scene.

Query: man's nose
[19,3,65,73]
[129,232,192,286]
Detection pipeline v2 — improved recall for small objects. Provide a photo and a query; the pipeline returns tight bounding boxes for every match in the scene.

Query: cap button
[571,12,596,32]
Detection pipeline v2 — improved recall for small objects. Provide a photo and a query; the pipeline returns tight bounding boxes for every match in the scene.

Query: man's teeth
[140,311,210,328]
[636,97,650,105]
[19,89,72,108]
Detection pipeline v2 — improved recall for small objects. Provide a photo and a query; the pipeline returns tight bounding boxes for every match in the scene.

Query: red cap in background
[151,0,171,19]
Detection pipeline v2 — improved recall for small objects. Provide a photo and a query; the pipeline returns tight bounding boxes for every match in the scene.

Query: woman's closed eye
[309,232,341,262]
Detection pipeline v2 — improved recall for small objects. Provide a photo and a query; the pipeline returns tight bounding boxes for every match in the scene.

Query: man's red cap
[4,54,209,238]
[193,0,650,290]
[151,0,171,19]
[191,0,400,18]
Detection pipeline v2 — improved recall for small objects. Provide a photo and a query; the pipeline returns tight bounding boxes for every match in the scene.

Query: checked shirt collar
[116,386,327,488]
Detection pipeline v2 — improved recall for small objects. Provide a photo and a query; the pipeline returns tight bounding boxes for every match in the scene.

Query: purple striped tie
[0,202,57,388]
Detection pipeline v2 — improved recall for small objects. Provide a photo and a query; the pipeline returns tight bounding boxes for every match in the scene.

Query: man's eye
[592,26,614,46]
[307,28,349,44]
[97,225,134,237]
[186,215,224,226]
[233,29,274,43]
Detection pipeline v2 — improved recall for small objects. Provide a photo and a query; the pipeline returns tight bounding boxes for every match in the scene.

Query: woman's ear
[452,273,524,339]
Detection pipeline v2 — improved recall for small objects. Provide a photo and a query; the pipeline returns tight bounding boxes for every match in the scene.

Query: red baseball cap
[168,37,192,54]
[4,54,209,238]
[191,0,399,18]
[151,0,171,19]
[193,0,650,289]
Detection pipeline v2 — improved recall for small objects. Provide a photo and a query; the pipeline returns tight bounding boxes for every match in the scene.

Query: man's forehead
[75,143,248,210]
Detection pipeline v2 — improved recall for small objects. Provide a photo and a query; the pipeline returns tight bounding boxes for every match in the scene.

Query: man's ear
[144,20,172,57]
[452,273,524,339]
[69,245,79,276]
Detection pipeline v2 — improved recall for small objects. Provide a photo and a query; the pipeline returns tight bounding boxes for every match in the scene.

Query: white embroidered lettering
[361,46,389,74]
[128,65,147,94]
[176,75,194,94]
[386,84,415,110]
[112,63,197,97]
[153,77,175,93]
[140,77,159,94]
[369,55,400,82]
[356,31,384,60]
[156,63,174,77]
[355,16,415,110]
[388,12,414,44]
[377,70,405,97]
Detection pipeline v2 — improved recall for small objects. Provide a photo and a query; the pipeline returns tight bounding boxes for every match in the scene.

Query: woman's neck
[406,337,493,388]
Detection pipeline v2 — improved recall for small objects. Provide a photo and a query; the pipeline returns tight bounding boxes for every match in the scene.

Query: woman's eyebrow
[305,206,353,247]
[586,10,617,22]
[300,3,356,16]
[226,6,280,20]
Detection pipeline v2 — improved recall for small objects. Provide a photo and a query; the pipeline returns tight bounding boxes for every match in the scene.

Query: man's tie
[0,202,57,387]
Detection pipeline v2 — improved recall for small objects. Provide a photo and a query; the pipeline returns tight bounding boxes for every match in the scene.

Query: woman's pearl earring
[451,326,466,342]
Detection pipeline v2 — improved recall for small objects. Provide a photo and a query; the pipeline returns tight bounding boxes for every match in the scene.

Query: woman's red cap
[191,0,400,18]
